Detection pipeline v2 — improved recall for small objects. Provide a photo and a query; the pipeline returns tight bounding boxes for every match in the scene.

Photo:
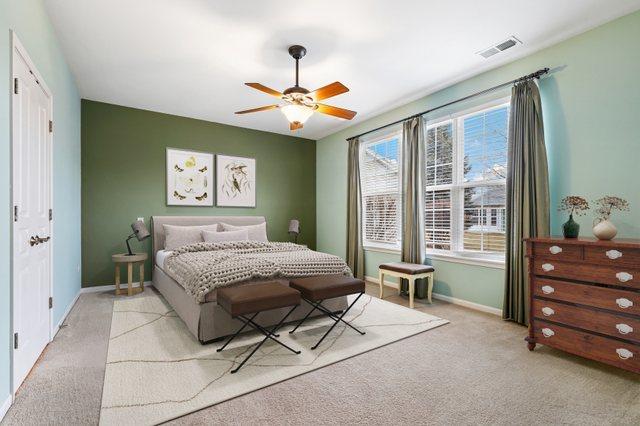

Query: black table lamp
[126,220,150,255]
[288,219,300,244]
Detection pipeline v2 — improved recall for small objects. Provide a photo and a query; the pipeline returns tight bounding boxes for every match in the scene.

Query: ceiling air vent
[477,36,522,59]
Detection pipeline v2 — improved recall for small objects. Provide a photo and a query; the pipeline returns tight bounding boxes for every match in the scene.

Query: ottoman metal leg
[289,292,366,350]
[217,305,301,374]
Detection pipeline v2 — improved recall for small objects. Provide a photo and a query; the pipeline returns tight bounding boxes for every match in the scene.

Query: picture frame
[166,148,214,206]
[215,154,256,207]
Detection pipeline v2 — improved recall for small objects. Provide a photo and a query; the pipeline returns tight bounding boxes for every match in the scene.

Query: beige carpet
[99,290,448,425]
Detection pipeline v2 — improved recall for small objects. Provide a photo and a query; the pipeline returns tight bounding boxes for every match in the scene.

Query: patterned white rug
[100,289,448,425]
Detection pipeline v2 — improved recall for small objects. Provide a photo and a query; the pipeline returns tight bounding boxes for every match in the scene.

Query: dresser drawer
[532,242,583,261]
[533,278,639,315]
[533,259,639,289]
[533,321,639,373]
[584,246,640,268]
[532,299,640,344]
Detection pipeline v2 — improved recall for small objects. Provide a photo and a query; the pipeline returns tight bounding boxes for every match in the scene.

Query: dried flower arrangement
[594,196,630,220]
[558,196,590,216]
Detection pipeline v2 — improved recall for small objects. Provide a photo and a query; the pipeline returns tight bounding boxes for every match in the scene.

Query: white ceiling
[45,0,640,139]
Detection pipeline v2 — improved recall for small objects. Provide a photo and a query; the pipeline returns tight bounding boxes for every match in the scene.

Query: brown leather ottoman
[216,281,302,373]
[289,275,366,350]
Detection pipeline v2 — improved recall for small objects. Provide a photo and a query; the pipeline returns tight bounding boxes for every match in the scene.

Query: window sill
[426,251,505,269]
[363,245,401,255]
[363,246,505,269]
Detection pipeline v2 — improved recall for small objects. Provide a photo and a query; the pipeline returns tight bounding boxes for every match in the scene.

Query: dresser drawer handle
[549,246,562,255]
[541,285,555,295]
[616,272,633,283]
[541,328,555,338]
[616,324,634,335]
[606,249,623,260]
[616,298,633,309]
[616,348,634,360]
[541,263,555,272]
[541,307,555,316]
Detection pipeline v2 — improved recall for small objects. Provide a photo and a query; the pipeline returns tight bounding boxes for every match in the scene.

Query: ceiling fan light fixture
[281,104,314,125]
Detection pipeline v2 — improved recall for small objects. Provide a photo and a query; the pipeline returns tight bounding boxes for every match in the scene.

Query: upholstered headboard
[151,215,266,264]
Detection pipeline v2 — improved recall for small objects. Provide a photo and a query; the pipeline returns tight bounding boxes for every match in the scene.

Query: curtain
[346,137,364,279]
[400,117,427,296]
[503,80,550,325]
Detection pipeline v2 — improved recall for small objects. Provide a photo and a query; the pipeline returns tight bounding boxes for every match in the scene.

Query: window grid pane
[426,102,509,256]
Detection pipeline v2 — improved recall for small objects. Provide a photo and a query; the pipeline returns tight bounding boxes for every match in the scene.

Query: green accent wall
[1,0,81,404]
[317,11,640,310]
[81,100,316,287]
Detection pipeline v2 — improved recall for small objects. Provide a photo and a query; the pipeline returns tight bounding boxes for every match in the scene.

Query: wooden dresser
[525,237,639,374]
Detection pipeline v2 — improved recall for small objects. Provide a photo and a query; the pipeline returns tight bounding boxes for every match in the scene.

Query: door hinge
[49,208,53,221]
[49,120,53,133]
[49,297,53,309]
[14,205,18,222]
[14,333,18,350]
[14,78,18,94]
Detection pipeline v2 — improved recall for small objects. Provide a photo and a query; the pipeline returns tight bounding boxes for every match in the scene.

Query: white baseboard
[52,290,81,337]
[365,275,502,316]
[80,281,153,293]
[0,394,12,423]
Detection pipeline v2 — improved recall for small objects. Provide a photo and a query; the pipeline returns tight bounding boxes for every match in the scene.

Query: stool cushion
[379,262,435,275]
[217,282,300,317]
[290,275,365,301]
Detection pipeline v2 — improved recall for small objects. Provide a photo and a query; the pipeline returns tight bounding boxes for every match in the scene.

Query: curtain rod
[347,67,550,141]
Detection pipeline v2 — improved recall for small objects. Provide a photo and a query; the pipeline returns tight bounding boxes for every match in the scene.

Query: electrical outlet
[137,217,144,223]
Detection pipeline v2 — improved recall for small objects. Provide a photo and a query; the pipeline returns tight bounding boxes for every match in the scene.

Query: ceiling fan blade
[290,121,304,131]
[315,103,357,120]
[310,82,349,101]
[245,83,283,98]
[235,105,280,114]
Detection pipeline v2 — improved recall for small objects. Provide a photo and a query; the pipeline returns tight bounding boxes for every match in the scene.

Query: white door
[12,43,52,390]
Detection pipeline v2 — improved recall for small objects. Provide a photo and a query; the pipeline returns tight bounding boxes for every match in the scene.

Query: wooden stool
[378,262,434,308]
[112,253,148,296]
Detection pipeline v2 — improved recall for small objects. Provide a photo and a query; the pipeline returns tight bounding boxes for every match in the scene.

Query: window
[425,101,509,258]
[360,132,402,248]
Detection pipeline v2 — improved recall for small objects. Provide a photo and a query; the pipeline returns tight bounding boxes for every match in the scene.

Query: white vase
[593,219,617,240]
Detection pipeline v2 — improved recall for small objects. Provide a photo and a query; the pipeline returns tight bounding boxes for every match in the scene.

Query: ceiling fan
[235,45,356,131]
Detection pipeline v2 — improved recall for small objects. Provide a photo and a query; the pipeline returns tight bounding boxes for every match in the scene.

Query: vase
[562,214,580,238]
[593,218,617,240]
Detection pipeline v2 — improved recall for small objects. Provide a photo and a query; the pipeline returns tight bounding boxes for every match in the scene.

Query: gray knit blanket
[164,241,353,303]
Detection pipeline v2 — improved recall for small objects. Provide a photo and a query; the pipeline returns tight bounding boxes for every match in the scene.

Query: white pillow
[163,224,219,250]
[202,229,249,243]
[220,222,268,242]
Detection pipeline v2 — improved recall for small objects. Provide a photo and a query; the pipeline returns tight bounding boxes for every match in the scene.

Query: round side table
[112,253,148,296]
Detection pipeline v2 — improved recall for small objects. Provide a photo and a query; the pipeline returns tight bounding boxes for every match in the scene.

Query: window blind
[361,136,401,247]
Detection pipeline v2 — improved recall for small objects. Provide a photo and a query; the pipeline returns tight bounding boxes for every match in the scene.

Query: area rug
[100,289,448,425]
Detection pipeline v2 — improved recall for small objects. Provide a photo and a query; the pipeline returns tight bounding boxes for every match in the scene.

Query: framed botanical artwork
[166,148,214,206]
[216,154,256,207]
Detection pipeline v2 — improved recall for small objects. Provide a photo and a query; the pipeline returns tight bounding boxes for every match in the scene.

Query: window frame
[425,97,510,263]
[360,127,403,251]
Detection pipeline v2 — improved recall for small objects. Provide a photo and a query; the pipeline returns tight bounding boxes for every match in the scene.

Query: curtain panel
[400,117,427,296]
[503,80,550,325]
[346,137,365,279]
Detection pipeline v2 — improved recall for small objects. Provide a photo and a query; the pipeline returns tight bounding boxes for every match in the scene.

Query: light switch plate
[137,217,144,223]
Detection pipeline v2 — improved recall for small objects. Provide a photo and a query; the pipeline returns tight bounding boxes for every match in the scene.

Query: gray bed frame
[151,215,348,344]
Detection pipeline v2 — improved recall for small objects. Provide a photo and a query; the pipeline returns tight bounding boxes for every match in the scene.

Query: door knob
[29,236,39,246]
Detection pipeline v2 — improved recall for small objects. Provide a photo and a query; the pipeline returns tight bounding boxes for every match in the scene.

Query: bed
[151,215,349,343]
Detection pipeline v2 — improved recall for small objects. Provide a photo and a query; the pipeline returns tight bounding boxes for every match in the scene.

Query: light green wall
[1,0,81,404]
[81,100,316,287]
[317,11,640,310]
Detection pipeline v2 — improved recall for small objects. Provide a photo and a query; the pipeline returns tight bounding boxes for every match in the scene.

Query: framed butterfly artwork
[166,148,214,206]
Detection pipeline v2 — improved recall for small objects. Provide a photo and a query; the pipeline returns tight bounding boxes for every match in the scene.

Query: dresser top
[526,236,640,248]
